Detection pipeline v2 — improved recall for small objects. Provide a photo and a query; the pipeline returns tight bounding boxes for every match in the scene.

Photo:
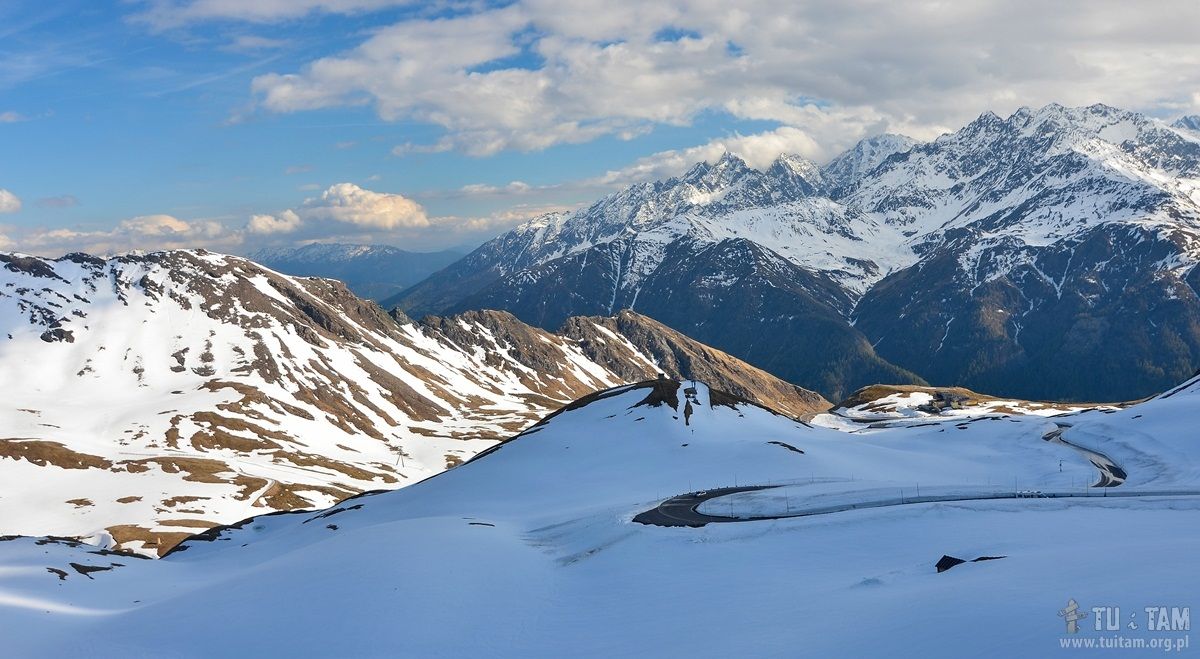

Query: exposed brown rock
[0,439,112,469]
[561,310,830,419]
[106,524,195,558]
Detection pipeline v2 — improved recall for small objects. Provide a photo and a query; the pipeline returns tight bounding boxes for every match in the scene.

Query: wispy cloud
[35,194,79,208]
[147,53,283,97]
[220,35,291,53]
[130,0,416,30]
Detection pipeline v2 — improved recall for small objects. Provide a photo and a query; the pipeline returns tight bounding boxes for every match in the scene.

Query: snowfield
[0,377,1196,657]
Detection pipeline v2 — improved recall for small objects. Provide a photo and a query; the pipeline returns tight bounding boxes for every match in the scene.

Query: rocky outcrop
[561,310,829,419]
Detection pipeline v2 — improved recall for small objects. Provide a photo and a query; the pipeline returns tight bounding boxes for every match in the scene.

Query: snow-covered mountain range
[3,374,1197,656]
[393,103,1200,402]
[250,242,461,301]
[0,250,824,555]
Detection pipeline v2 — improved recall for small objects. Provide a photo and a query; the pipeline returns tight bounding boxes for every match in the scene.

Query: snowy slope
[1,377,1196,657]
[0,250,822,555]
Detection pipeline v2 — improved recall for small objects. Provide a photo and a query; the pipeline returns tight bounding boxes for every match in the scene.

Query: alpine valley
[394,103,1200,402]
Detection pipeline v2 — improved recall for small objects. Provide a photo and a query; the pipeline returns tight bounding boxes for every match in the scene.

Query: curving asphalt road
[634,427,1187,527]
[632,486,774,527]
[634,420,1196,528]
[633,486,1200,527]
[1043,425,1127,487]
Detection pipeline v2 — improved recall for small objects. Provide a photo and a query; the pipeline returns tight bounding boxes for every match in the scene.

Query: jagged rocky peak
[765,152,825,196]
[1174,115,1200,132]
[821,133,918,194]
[680,151,753,191]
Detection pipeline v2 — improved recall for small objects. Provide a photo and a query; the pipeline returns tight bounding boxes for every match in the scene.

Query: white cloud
[222,35,290,52]
[248,210,301,234]
[0,111,26,123]
[587,126,825,188]
[0,189,21,214]
[240,1,1200,158]
[458,181,534,197]
[391,139,454,156]
[428,203,579,235]
[299,183,429,230]
[7,214,241,256]
[249,183,430,241]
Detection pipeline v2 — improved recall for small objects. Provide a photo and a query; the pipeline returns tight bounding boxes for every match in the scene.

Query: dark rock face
[855,224,1200,401]
[449,237,915,401]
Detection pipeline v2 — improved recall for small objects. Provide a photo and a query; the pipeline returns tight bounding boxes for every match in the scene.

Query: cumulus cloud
[245,183,429,242]
[299,183,428,229]
[248,210,302,234]
[0,189,21,214]
[587,126,826,188]
[6,214,241,256]
[238,1,1200,158]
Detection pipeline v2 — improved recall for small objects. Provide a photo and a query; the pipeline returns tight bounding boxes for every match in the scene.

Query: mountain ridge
[251,242,462,301]
[392,102,1200,401]
[0,248,825,554]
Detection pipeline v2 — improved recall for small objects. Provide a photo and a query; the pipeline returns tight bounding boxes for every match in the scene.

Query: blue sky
[1,0,1198,256]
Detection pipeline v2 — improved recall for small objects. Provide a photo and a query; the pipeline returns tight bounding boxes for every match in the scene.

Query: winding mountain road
[634,424,1192,528]
[634,486,1200,527]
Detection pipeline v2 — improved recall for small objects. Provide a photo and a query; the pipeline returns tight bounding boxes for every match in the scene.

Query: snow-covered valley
[1,377,1196,656]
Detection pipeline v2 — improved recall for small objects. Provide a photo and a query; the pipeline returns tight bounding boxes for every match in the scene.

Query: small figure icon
[1059,599,1088,634]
